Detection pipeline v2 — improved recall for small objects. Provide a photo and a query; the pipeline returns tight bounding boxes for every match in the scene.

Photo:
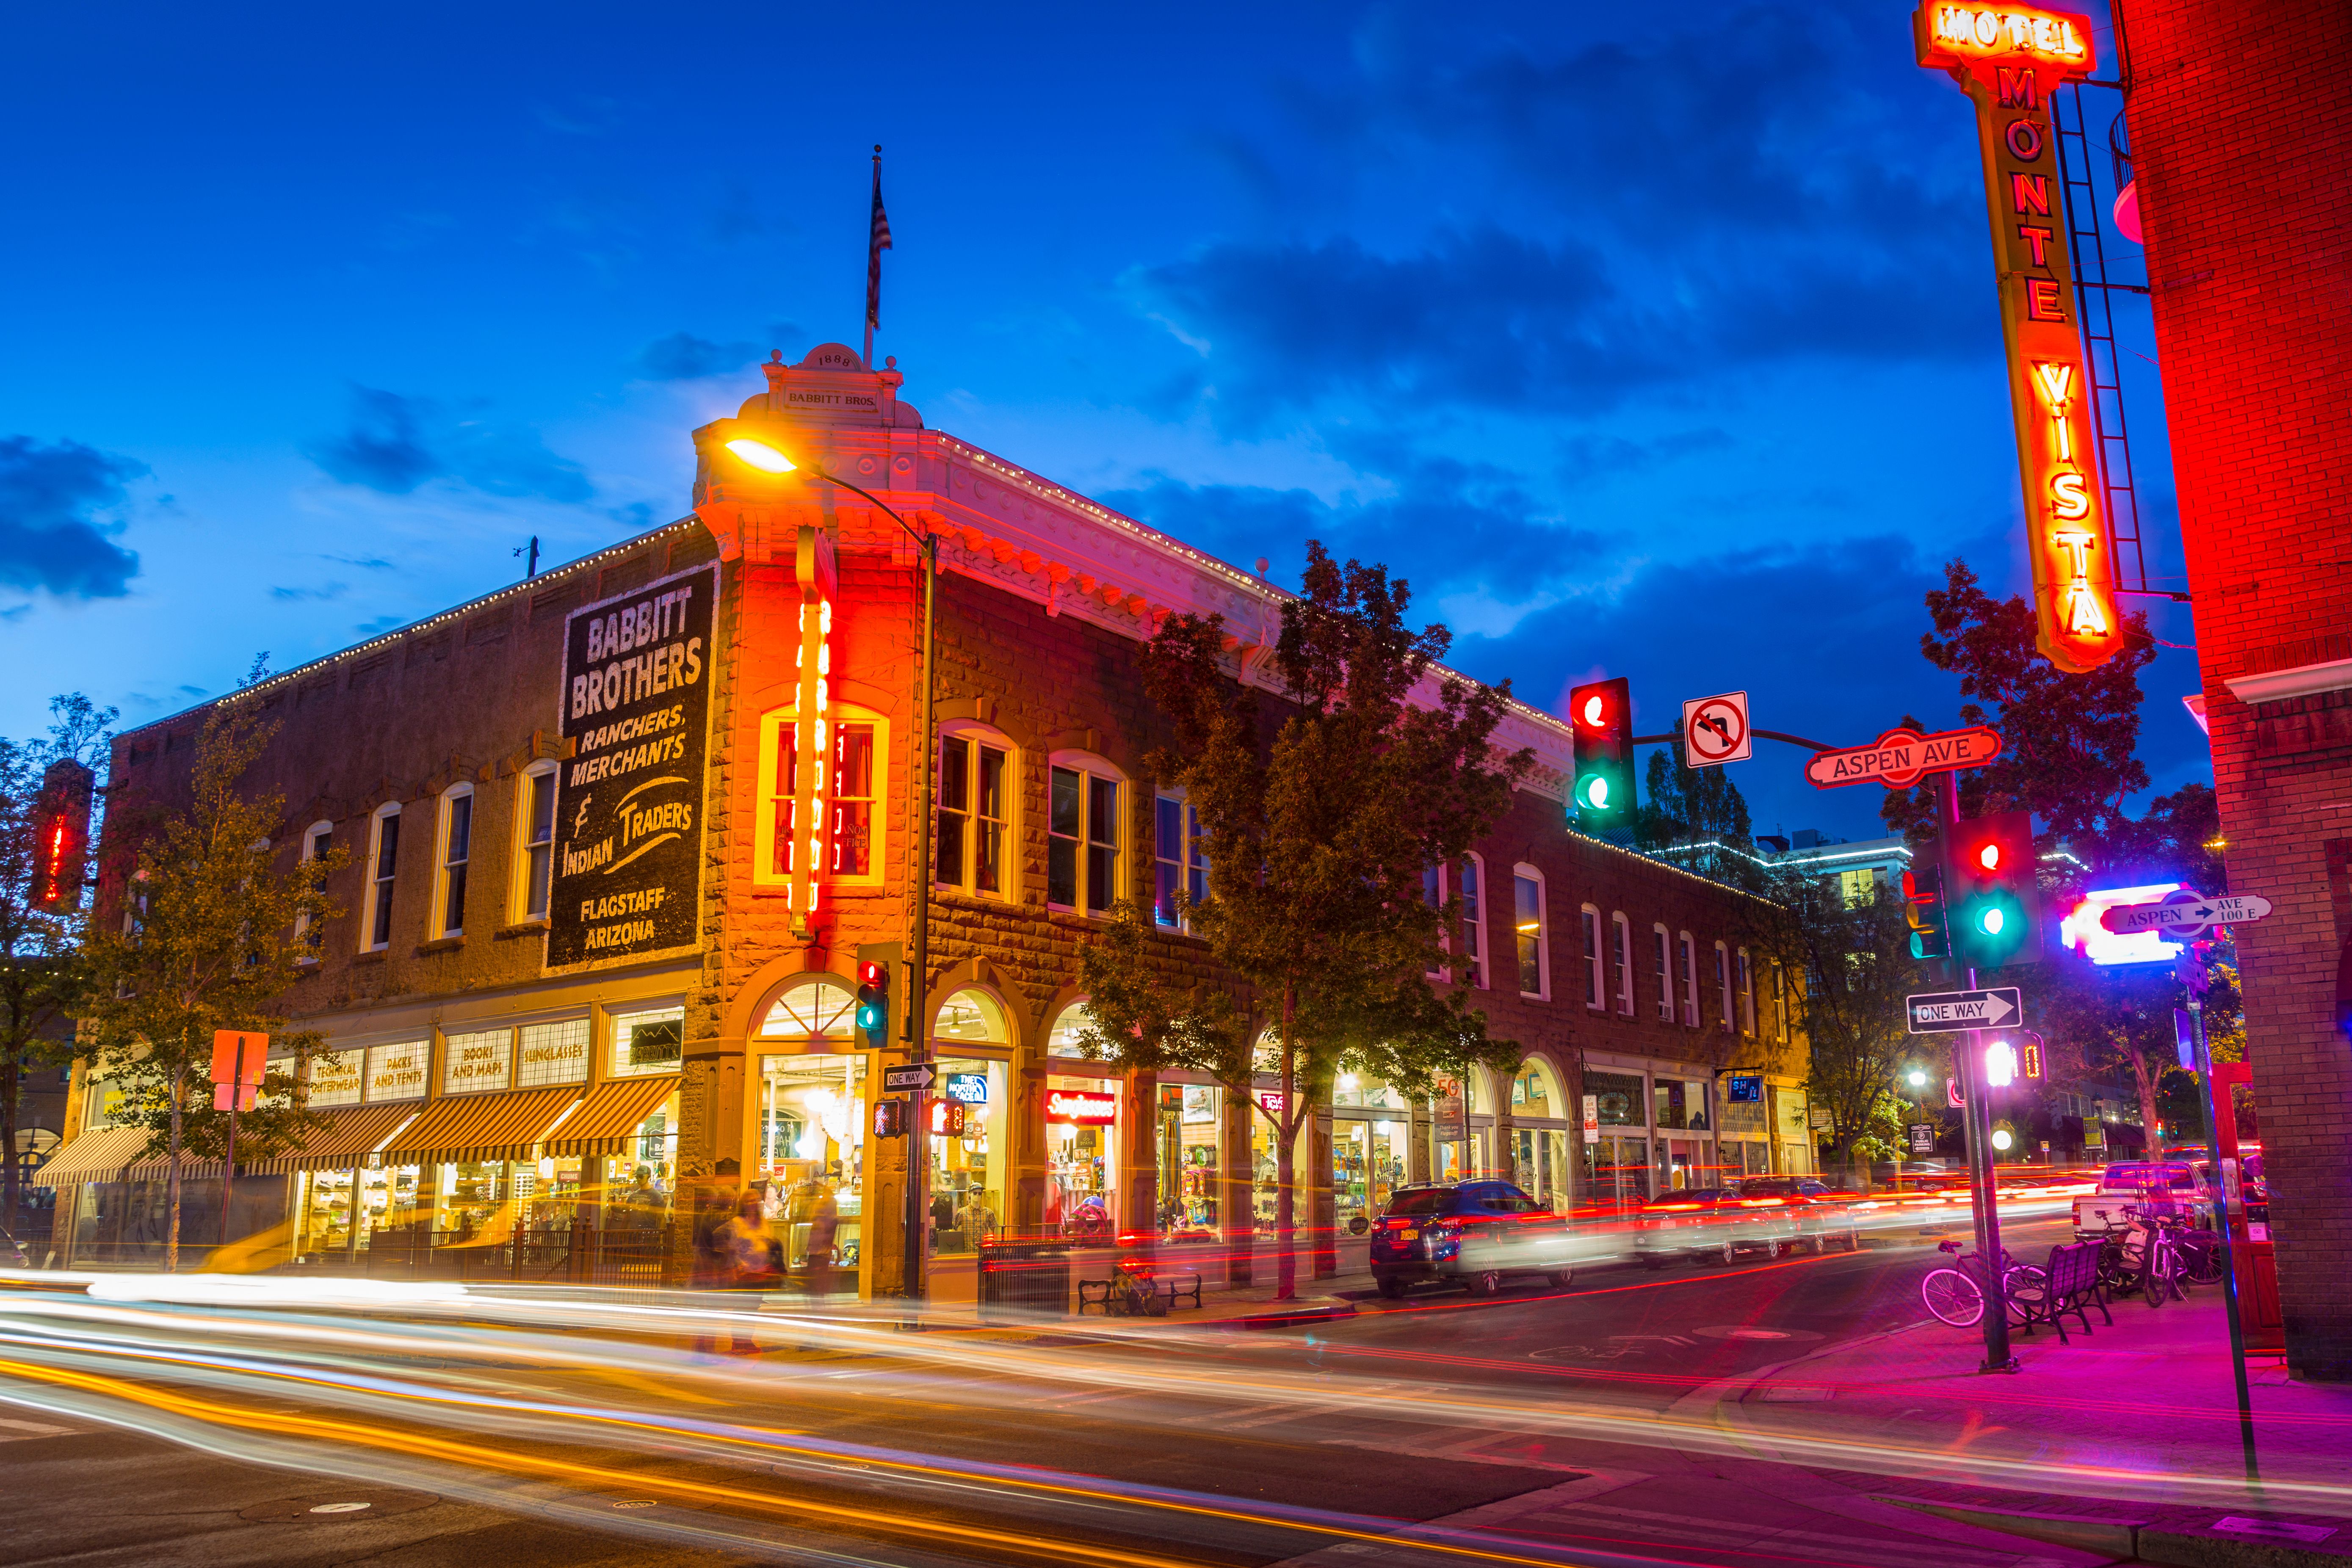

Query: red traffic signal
[857,959,887,987]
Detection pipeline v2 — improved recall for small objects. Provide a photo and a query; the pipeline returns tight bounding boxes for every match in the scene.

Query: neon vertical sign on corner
[1915,3,2119,674]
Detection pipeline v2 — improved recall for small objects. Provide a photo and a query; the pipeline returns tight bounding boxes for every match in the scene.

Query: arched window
[296,820,334,952]
[1046,1002,1099,1056]
[933,987,1011,1045]
[363,804,400,952]
[1512,863,1546,998]
[755,704,889,891]
[1510,1058,1565,1122]
[433,783,473,939]
[937,724,1014,898]
[513,760,558,922]
[758,976,860,1042]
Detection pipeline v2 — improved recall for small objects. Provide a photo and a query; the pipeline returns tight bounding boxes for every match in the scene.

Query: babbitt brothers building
[45,346,1814,1300]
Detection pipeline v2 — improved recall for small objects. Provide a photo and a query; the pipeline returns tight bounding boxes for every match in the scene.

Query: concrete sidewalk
[1698,1284,2352,1555]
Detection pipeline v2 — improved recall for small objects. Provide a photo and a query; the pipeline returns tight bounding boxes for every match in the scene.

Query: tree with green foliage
[1638,736,1762,892]
[1881,560,2232,1154]
[0,695,114,1236]
[1073,543,1530,1299]
[80,666,343,1270]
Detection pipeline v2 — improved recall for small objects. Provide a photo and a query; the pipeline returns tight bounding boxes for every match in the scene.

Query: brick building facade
[49,346,1810,1299]
[2121,0,2352,1377]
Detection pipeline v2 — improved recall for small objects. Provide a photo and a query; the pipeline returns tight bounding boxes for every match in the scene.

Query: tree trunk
[1275,987,1297,1301]
[2129,1048,2163,1156]
[166,1066,185,1274]
[1,1052,19,1237]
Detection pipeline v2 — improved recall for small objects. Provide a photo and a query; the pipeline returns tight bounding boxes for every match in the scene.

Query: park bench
[2015,1239,2109,1344]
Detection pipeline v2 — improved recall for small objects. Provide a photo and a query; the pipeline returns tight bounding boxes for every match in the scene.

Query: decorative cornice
[2224,657,2352,706]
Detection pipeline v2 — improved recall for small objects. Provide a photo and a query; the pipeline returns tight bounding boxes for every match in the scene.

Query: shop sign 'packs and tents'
[549,564,716,967]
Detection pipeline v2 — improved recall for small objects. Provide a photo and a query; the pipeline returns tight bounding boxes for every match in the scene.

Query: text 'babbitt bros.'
[549,563,716,967]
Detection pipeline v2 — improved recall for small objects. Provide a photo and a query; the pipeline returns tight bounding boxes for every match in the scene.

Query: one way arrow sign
[1906,986,2023,1034]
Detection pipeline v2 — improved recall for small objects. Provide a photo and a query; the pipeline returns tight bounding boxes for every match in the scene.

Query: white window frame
[754,705,890,890]
[1738,947,1755,1036]
[1581,903,1604,1011]
[1715,940,1733,1033]
[1611,912,1633,1015]
[513,760,558,924]
[295,819,333,953]
[1653,923,1674,1022]
[1457,852,1487,990]
[362,804,400,953]
[432,784,474,940]
[1047,751,1124,916]
[1512,864,1547,999]
[1679,931,1699,1028]
[936,722,1015,899]
[1151,790,1210,931]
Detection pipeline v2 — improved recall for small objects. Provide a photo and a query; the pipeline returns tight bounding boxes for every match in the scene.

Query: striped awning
[545,1075,678,1159]
[31,1126,153,1189]
[244,1103,423,1175]
[380,1087,581,1167]
[124,1149,225,1182]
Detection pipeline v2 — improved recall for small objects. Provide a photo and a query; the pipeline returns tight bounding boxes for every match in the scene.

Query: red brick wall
[2124,0,2352,1377]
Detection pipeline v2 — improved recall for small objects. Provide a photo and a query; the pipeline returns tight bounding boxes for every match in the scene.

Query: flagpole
[864,144,883,370]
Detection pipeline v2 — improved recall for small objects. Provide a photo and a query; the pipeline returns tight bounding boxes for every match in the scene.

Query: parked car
[1728,1176,1863,1252]
[1634,1186,1803,1267]
[1368,1181,1576,1298]
[2072,1160,2214,1231]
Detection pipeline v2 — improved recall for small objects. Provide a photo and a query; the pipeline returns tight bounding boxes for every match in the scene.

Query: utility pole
[1942,770,2015,1373]
[2185,963,2258,1480]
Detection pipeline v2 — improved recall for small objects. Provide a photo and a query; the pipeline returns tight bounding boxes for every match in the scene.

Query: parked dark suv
[1369,1181,1575,1298]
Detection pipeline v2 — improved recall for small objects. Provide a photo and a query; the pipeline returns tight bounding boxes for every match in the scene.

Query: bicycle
[2082,1206,2187,1308]
[1920,1239,2046,1329]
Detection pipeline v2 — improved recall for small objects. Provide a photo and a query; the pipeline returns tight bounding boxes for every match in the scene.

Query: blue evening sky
[0,0,2201,842]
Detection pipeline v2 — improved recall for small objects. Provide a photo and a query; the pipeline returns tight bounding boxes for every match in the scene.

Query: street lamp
[722,434,938,1301]
[1905,1068,1929,1089]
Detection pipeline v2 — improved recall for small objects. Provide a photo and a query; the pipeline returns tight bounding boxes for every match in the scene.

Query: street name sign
[1906,986,2023,1033]
[2100,890,2272,940]
[1682,691,1752,767]
[1805,725,2004,791]
[882,1064,935,1092]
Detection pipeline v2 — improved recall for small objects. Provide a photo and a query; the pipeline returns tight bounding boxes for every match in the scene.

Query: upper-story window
[1772,959,1790,1042]
[1153,794,1207,929]
[434,785,473,939]
[296,821,332,952]
[1653,924,1674,1022]
[516,762,557,921]
[1458,855,1486,988]
[755,706,888,890]
[364,805,400,952]
[1737,947,1756,1036]
[937,727,1012,897]
[1715,940,1733,1033]
[1679,931,1699,1027]
[1611,912,1633,1015]
[1512,866,1546,998]
[1581,904,1604,1010]
[1048,757,1120,914]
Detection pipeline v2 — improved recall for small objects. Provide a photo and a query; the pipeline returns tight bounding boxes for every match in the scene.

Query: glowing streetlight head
[1991,1128,2014,1152]
[1906,1068,1928,1088]
[725,437,798,473]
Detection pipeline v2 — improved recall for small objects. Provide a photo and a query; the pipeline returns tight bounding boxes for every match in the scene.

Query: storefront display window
[1654,1077,1709,1131]
[1155,1084,1220,1239]
[1331,1073,1404,1109]
[758,1053,864,1276]
[1586,1070,1644,1128]
[933,989,1009,1046]
[1513,1128,1572,1210]
[929,1057,1006,1255]
[1046,1073,1118,1241]
[1582,1134,1649,1207]
[1333,1117,1403,1234]
[760,979,858,1042]
[298,1169,357,1257]
[1045,1003,1095,1056]
[611,1005,685,1078]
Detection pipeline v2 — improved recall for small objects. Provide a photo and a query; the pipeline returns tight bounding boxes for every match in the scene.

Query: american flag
[866,148,893,331]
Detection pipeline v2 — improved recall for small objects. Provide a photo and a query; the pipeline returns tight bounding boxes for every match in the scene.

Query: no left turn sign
[1682,691,1752,768]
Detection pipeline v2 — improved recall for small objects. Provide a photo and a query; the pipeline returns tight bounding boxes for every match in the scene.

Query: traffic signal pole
[1942,771,2016,1373]
[2187,990,2259,1482]
[904,531,937,1303]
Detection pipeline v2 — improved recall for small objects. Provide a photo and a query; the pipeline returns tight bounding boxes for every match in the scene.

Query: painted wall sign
[442,1027,513,1095]
[550,563,716,968]
[1805,725,2004,789]
[365,1040,428,1103]
[1915,4,2117,673]
[1044,1089,1117,1126]
[307,1049,364,1108]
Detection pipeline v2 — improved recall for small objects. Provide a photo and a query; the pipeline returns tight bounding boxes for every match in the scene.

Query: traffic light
[1901,858,1950,961]
[2019,1033,2045,1081]
[1982,1037,2019,1088]
[929,1099,968,1137]
[1947,809,2040,971]
[1567,677,1636,832]
[854,958,891,1051]
[872,1098,909,1138]
[30,760,92,913]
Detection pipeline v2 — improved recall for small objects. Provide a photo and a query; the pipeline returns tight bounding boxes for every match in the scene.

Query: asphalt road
[0,1214,2098,1568]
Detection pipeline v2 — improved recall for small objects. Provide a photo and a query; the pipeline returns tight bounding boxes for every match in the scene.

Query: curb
[1213,1299,1359,1330]
[1882,1496,2352,1568]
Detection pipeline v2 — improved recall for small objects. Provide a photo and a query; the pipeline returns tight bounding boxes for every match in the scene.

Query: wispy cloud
[304,387,594,503]
[0,435,146,598]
